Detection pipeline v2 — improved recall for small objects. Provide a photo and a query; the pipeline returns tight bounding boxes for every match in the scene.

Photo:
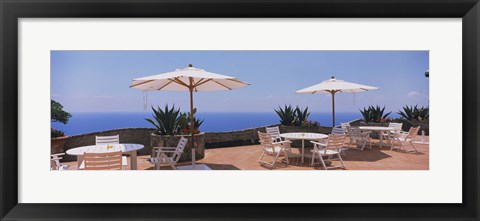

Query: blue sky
[51,51,429,114]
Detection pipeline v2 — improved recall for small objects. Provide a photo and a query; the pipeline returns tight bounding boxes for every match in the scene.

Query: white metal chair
[257,131,291,169]
[310,134,347,170]
[50,153,70,170]
[265,126,283,142]
[84,151,123,170]
[150,137,188,170]
[94,135,127,169]
[347,127,372,151]
[390,126,420,152]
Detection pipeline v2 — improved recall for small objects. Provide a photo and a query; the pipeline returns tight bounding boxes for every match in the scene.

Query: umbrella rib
[226,78,250,85]
[130,80,155,88]
[212,79,232,90]
[157,80,173,90]
[171,78,190,88]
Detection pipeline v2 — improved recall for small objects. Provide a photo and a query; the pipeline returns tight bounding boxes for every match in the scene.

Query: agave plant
[145,104,182,135]
[398,105,429,121]
[275,105,297,126]
[294,106,310,126]
[360,105,391,123]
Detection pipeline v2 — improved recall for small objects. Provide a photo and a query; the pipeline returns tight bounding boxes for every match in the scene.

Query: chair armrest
[153,146,177,150]
[272,140,291,145]
[158,150,178,153]
[311,141,327,147]
[51,153,65,157]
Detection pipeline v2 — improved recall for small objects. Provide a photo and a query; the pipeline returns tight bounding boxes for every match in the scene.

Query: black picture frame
[1,0,478,220]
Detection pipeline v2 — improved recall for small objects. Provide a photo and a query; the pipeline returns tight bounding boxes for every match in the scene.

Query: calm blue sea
[51,112,400,136]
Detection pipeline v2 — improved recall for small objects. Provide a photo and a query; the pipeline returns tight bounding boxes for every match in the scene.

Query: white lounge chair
[310,134,347,170]
[390,126,420,152]
[150,137,188,170]
[265,126,283,142]
[257,131,291,169]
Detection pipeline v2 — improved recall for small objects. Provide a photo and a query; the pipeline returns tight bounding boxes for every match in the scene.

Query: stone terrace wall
[204,124,333,148]
[61,123,344,161]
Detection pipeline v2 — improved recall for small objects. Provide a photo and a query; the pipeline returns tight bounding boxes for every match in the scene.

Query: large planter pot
[150,133,205,162]
[51,136,69,154]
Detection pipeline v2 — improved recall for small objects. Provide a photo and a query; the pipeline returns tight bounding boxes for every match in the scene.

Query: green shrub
[294,106,310,126]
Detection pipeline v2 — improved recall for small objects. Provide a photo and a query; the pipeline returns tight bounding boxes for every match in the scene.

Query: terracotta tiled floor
[63,136,429,170]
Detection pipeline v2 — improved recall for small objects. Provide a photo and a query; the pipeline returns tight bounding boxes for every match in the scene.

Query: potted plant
[51,99,72,154]
[146,104,205,162]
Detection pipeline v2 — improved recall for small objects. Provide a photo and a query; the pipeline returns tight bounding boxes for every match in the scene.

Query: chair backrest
[347,127,362,139]
[388,122,403,132]
[96,135,120,145]
[331,127,345,135]
[323,134,346,152]
[406,126,420,140]
[340,123,350,131]
[265,126,281,141]
[172,137,188,162]
[258,131,275,152]
[84,151,123,170]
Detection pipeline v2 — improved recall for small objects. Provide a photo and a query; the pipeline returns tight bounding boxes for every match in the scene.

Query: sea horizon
[52,111,401,136]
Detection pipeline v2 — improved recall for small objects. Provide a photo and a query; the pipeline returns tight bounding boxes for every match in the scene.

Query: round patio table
[279,133,328,163]
[358,126,395,148]
[66,143,144,170]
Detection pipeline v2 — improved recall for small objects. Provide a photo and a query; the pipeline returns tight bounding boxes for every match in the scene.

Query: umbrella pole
[189,88,196,168]
[331,91,335,127]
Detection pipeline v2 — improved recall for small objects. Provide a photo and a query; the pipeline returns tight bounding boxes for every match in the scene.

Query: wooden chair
[150,137,188,170]
[50,153,69,170]
[347,127,372,151]
[390,126,420,152]
[84,151,123,170]
[310,134,347,170]
[257,131,291,169]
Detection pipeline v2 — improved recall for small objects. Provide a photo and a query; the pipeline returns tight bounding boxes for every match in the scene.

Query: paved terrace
[63,136,429,170]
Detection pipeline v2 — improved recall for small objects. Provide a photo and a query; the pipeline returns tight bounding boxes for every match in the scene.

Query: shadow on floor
[341,149,392,162]
[145,163,241,170]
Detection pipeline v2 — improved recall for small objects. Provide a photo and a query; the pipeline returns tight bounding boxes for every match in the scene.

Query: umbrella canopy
[130,64,250,168]
[296,76,378,127]
[131,65,249,92]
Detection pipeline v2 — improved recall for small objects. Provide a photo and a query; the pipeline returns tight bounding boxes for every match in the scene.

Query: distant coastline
[51,112,400,136]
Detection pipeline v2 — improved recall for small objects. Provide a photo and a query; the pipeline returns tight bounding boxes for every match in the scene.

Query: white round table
[66,143,144,170]
[279,133,328,163]
[358,126,395,147]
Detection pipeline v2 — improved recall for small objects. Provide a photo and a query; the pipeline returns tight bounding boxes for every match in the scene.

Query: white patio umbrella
[296,76,378,127]
[130,64,250,169]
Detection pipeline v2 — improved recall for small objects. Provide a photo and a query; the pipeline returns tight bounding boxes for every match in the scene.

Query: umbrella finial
[188,64,193,67]
[331,76,335,79]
